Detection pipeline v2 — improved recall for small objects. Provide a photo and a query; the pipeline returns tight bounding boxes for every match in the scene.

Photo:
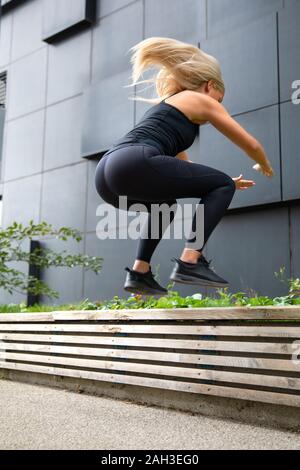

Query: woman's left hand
[232,174,256,190]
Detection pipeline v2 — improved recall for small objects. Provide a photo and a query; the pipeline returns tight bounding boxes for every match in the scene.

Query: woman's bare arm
[192,93,274,177]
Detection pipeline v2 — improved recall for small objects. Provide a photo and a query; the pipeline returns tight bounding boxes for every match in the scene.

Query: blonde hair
[125,37,225,104]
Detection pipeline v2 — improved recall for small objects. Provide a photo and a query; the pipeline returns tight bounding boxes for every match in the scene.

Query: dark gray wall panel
[199,105,281,209]
[42,0,96,43]
[145,0,205,44]
[46,28,91,105]
[207,0,283,38]
[84,231,138,300]
[290,205,300,279]
[40,238,84,305]
[206,207,290,297]
[41,163,87,232]
[0,258,27,304]
[2,174,42,227]
[281,100,300,201]
[96,0,135,19]
[7,48,47,119]
[201,13,278,115]
[44,95,84,170]
[81,70,135,157]
[4,109,44,180]
[0,107,5,169]
[92,1,143,81]
[86,160,102,233]
[278,2,300,102]
[0,10,12,66]
[11,0,44,61]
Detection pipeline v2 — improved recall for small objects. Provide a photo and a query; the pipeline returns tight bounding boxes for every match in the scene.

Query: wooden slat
[0,334,298,361]
[0,337,295,355]
[52,306,300,321]
[1,343,300,391]
[1,350,299,373]
[1,323,300,337]
[1,361,299,407]
[0,313,54,323]
[0,305,300,322]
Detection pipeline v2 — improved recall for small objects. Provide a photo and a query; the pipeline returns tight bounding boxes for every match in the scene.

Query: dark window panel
[42,0,96,44]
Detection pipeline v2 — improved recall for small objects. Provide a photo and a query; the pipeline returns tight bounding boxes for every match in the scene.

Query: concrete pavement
[0,379,299,450]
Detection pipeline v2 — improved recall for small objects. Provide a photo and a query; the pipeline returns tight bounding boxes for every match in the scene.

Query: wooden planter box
[1,306,300,413]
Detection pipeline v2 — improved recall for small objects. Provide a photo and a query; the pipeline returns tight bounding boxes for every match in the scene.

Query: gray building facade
[0,0,299,304]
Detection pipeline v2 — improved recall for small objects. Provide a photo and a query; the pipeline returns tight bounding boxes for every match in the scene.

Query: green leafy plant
[1,263,300,313]
[0,220,102,300]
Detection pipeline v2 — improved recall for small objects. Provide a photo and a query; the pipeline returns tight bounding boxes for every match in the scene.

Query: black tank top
[105,93,199,157]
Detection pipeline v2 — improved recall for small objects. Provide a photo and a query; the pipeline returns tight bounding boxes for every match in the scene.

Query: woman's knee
[217,172,236,194]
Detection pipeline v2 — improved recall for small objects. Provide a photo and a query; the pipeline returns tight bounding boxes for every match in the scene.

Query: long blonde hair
[125,37,225,104]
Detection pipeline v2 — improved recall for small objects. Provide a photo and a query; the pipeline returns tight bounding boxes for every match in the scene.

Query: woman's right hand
[253,160,275,178]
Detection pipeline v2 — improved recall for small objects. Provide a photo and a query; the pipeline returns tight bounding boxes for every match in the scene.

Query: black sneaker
[169,255,229,288]
[124,266,168,296]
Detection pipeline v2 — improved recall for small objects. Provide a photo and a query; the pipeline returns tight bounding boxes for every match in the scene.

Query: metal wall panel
[280,101,300,201]
[44,95,84,170]
[291,206,300,279]
[96,0,136,19]
[46,28,91,105]
[81,70,135,158]
[199,105,281,209]
[206,207,290,297]
[0,9,12,66]
[1,173,42,227]
[42,0,96,43]
[40,163,87,232]
[207,0,283,38]
[278,2,300,102]
[145,0,205,44]
[11,0,45,61]
[201,13,278,115]
[7,48,47,120]
[39,238,84,304]
[3,109,44,180]
[92,0,143,81]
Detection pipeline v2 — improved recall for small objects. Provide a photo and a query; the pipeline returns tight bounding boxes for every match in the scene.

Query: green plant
[0,220,102,300]
[273,266,300,305]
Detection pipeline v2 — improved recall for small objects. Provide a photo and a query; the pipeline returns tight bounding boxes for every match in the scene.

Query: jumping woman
[95,37,274,296]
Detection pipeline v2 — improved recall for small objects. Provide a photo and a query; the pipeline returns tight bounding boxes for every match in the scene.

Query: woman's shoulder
[165,90,209,125]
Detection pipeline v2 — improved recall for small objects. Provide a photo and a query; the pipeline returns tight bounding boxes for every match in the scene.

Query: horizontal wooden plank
[52,306,300,321]
[1,349,299,373]
[1,343,300,391]
[0,334,298,362]
[1,323,300,337]
[0,336,295,355]
[1,361,299,407]
[0,305,300,322]
[0,313,54,323]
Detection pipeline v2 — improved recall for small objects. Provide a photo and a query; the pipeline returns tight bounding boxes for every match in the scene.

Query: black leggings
[95,144,236,263]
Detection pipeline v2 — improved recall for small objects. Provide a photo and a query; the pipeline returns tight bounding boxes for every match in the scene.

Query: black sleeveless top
[104,93,199,157]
